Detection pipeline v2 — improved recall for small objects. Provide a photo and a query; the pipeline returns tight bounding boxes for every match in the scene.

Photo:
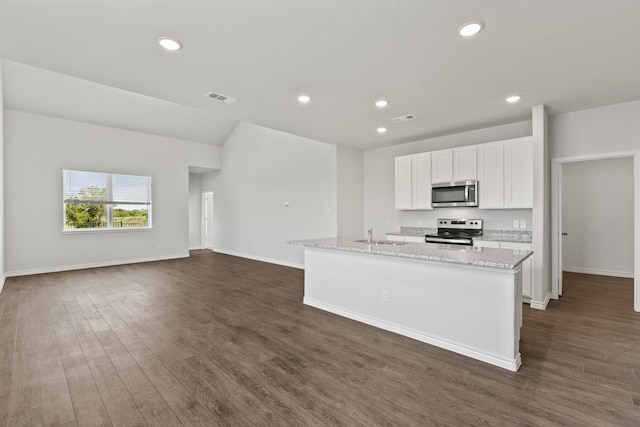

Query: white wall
[188,173,202,249]
[562,157,634,277]
[4,109,221,275]
[550,100,640,158]
[336,145,364,238]
[363,120,533,239]
[212,122,337,268]
[0,63,5,291]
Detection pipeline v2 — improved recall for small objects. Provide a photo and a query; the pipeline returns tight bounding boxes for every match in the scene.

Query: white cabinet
[453,146,477,181]
[431,147,477,183]
[477,142,505,209]
[473,240,500,248]
[474,240,533,299]
[395,155,413,210]
[477,137,532,209]
[504,138,533,208]
[386,235,426,243]
[395,152,432,210]
[431,149,453,183]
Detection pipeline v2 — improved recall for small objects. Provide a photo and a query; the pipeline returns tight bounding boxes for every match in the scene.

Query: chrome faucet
[367,228,373,243]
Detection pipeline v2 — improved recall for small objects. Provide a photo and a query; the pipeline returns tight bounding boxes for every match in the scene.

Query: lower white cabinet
[386,235,426,243]
[474,240,533,300]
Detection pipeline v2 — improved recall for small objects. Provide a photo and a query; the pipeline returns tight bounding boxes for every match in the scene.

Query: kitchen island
[290,238,533,371]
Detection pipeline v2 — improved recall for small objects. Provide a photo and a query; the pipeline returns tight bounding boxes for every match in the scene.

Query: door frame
[551,150,640,312]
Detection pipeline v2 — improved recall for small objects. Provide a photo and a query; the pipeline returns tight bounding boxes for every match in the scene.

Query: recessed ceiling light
[375,100,389,108]
[156,36,182,51]
[457,20,484,37]
[377,127,387,134]
[506,95,522,103]
[297,94,312,103]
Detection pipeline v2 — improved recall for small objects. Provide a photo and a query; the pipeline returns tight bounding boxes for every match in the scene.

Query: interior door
[203,192,214,249]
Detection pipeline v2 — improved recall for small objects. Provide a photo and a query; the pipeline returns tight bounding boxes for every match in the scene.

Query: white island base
[303,248,522,371]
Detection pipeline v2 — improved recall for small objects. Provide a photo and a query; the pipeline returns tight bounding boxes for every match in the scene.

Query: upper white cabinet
[395,155,413,210]
[477,137,532,209]
[431,149,453,183]
[396,137,531,211]
[504,138,533,208]
[431,147,477,183]
[453,146,477,181]
[477,142,505,209]
[395,152,432,210]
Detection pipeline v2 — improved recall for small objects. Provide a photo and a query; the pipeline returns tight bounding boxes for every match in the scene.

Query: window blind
[63,170,151,205]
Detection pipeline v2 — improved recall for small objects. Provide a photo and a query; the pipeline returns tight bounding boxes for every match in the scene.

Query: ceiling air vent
[390,114,417,124]
[205,91,238,104]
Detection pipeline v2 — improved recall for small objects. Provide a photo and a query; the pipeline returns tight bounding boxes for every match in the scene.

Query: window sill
[62,227,153,235]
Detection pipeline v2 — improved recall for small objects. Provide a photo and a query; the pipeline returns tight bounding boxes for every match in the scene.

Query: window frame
[62,170,153,233]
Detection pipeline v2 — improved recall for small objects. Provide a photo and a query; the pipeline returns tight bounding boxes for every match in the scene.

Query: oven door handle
[426,237,472,245]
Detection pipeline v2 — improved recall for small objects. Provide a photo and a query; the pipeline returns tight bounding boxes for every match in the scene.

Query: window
[63,170,152,231]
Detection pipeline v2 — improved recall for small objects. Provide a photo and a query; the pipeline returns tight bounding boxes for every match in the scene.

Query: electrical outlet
[382,290,390,303]
[513,220,520,228]
[520,220,527,229]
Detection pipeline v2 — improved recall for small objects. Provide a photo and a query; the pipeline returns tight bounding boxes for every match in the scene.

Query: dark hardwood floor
[0,252,639,426]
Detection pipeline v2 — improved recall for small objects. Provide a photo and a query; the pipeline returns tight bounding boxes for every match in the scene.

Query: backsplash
[477,229,532,243]
[390,226,532,243]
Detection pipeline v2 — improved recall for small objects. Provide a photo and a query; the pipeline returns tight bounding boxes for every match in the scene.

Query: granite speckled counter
[290,237,532,270]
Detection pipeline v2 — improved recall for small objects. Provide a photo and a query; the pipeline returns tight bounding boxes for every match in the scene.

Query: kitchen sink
[353,239,408,245]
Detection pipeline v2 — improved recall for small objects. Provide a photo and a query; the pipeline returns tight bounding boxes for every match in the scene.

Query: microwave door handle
[465,185,469,202]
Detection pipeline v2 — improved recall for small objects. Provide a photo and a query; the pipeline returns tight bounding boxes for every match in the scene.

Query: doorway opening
[202,192,214,250]
[551,151,639,312]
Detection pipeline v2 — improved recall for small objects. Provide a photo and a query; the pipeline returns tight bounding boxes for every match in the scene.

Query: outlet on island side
[382,289,390,303]
[513,220,520,228]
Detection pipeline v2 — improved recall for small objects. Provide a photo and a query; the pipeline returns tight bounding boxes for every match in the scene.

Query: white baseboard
[189,245,204,250]
[562,266,634,279]
[304,297,520,372]
[0,275,5,294]
[212,248,304,269]
[4,253,190,277]
[530,292,552,310]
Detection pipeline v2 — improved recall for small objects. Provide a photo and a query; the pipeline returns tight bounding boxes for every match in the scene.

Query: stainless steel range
[425,219,483,246]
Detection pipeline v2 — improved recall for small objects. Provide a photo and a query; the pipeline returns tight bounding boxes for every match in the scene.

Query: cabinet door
[412,152,432,210]
[474,240,500,248]
[500,242,533,298]
[453,146,477,181]
[431,149,453,184]
[395,155,413,210]
[477,142,505,209]
[505,138,533,208]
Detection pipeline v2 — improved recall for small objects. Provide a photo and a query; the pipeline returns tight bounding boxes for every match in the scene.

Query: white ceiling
[1,1,639,150]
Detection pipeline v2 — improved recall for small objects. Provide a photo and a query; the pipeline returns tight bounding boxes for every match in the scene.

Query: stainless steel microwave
[432,180,478,208]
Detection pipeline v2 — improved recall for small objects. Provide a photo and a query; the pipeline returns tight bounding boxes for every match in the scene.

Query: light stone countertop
[290,237,532,270]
